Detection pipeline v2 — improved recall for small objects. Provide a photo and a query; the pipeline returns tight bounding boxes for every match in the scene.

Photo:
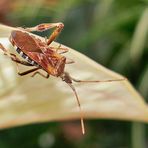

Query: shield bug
[0,22,126,134]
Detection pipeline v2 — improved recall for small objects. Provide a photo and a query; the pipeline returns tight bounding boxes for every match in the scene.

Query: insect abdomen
[16,47,39,67]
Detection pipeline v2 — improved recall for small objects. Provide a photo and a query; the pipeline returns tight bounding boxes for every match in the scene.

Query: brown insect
[0,22,126,134]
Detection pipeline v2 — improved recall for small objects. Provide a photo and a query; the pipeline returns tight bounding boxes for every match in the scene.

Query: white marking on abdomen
[20,51,23,56]
[15,47,39,67]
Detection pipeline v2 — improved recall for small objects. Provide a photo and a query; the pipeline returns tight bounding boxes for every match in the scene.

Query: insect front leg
[66,58,75,64]
[31,71,49,78]
[57,48,69,54]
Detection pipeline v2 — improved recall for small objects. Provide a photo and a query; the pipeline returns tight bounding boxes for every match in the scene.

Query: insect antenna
[70,77,126,83]
[66,83,85,135]
[67,76,126,135]
[61,72,85,134]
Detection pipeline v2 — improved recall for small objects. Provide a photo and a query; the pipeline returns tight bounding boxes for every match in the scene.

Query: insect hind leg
[0,43,33,66]
[22,23,64,45]
[0,43,7,53]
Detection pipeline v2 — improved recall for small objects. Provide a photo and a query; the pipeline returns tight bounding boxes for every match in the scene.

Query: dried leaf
[0,24,147,129]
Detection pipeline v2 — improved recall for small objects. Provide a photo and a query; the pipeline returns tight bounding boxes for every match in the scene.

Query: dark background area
[0,0,148,147]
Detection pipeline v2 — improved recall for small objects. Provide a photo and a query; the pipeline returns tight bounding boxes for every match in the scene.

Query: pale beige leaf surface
[0,24,148,129]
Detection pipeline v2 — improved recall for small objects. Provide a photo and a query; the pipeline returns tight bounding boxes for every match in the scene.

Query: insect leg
[57,48,69,54]
[49,44,69,54]
[24,23,63,32]
[11,54,33,66]
[56,44,68,54]
[10,54,37,77]
[66,58,75,64]
[31,71,49,78]
[47,23,64,45]
[17,67,40,76]
[0,43,7,53]
[23,22,64,45]
[0,43,32,66]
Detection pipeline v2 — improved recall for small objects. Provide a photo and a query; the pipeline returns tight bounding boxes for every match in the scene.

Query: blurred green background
[0,0,148,147]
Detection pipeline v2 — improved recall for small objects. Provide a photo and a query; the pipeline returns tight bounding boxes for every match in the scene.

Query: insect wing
[12,31,42,53]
